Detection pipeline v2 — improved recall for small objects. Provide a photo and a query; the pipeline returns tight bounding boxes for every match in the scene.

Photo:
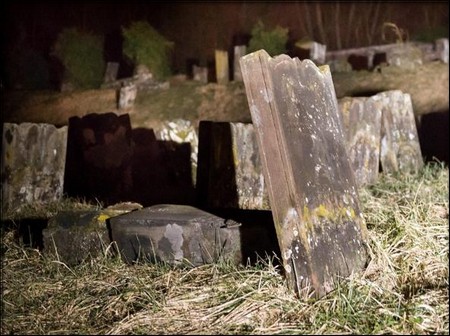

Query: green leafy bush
[51,28,105,89]
[248,20,289,56]
[122,21,174,80]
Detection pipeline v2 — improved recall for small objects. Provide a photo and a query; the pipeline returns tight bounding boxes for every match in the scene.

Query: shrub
[51,28,105,89]
[122,21,174,80]
[247,20,289,56]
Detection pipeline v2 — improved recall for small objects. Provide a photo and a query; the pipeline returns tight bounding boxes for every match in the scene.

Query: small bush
[122,21,174,80]
[247,20,289,56]
[51,28,105,89]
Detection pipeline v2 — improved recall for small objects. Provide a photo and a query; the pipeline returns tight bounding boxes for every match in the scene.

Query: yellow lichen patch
[95,214,110,225]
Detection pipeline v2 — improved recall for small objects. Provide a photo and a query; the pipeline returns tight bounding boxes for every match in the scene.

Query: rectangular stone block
[240,50,368,298]
[193,65,208,83]
[109,204,242,266]
[233,45,247,81]
[215,49,229,84]
[103,62,119,84]
[1,123,68,215]
[196,121,270,211]
[43,208,134,265]
[339,96,382,187]
[376,90,424,174]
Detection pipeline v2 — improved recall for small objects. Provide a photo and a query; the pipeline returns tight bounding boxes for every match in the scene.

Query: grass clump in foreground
[1,161,448,334]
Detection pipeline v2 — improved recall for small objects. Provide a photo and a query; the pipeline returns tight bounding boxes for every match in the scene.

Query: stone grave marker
[64,112,134,206]
[119,83,137,109]
[233,45,247,81]
[196,121,270,210]
[109,204,242,266]
[193,65,208,83]
[215,49,229,84]
[376,90,424,174]
[339,96,382,187]
[103,62,119,84]
[1,123,68,215]
[240,50,368,298]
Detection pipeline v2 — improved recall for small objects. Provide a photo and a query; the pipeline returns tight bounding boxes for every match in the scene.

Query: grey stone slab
[196,121,270,210]
[215,49,229,84]
[109,204,242,266]
[376,90,424,174]
[240,50,368,298]
[1,123,68,215]
[339,96,382,187]
[233,45,247,81]
[103,62,119,84]
[43,209,129,265]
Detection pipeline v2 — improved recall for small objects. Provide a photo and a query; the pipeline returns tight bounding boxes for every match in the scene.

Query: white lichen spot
[315,164,321,173]
[284,249,292,260]
[260,88,273,103]
[293,228,299,237]
[285,264,292,273]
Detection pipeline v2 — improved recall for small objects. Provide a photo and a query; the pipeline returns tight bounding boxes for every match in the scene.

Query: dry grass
[1,161,448,334]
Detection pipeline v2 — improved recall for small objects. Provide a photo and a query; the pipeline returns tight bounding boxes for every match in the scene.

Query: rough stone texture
[435,38,449,63]
[386,44,423,70]
[196,121,270,210]
[240,50,368,298]
[158,119,199,185]
[119,83,137,109]
[215,49,229,84]
[339,96,382,187]
[109,204,242,266]
[103,62,119,84]
[1,122,68,215]
[64,112,134,206]
[233,45,247,81]
[376,90,424,174]
[193,65,208,83]
[43,208,133,265]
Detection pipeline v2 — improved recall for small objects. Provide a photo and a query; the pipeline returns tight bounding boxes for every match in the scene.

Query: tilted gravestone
[376,90,424,174]
[240,50,369,298]
[339,96,383,187]
[103,62,119,84]
[193,65,208,83]
[1,123,68,215]
[233,45,247,81]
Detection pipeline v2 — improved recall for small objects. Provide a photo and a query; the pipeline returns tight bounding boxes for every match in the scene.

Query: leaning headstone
[386,43,423,70]
[196,121,270,210]
[103,62,119,84]
[339,96,383,187]
[296,40,327,65]
[376,90,424,174]
[1,123,68,216]
[109,204,242,266]
[215,49,229,84]
[193,65,208,83]
[240,50,368,298]
[119,83,137,109]
[64,112,134,206]
[233,45,247,81]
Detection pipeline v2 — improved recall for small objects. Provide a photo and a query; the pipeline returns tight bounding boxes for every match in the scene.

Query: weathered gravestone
[64,112,134,206]
[233,45,247,81]
[1,123,68,215]
[376,90,424,174]
[103,62,119,84]
[196,121,270,210]
[119,83,137,110]
[339,96,383,187]
[215,49,229,84]
[193,65,208,83]
[240,50,369,298]
[109,204,242,266]
[43,203,141,265]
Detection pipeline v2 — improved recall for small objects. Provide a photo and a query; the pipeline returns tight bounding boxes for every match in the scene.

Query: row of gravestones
[0,52,427,298]
[106,38,448,110]
[1,88,422,216]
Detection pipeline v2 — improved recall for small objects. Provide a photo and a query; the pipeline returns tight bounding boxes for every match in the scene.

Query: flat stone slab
[109,204,242,266]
